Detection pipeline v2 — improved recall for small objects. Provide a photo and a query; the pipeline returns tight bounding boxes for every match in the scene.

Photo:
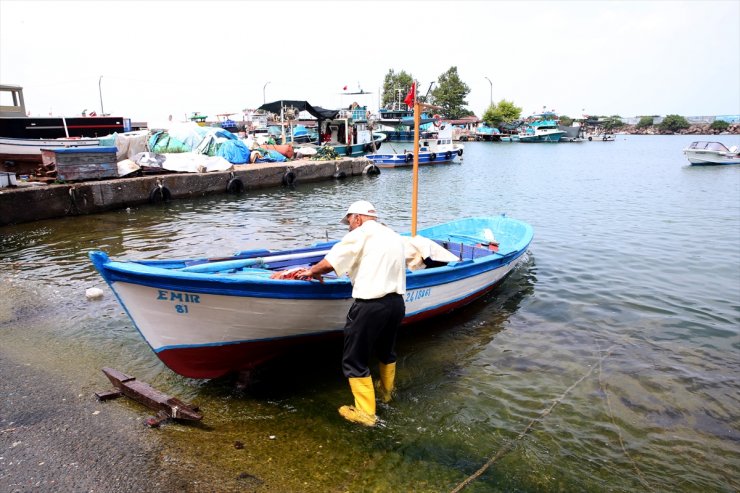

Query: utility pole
[263,81,270,104]
[484,76,492,107]
[98,75,105,115]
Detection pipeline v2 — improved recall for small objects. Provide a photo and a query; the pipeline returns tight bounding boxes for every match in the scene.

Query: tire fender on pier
[282,169,296,186]
[149,184,172,204]
[226,177,244,194]
[363,164,380,175]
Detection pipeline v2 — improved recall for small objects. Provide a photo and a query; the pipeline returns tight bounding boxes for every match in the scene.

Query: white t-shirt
[325,220,407,299]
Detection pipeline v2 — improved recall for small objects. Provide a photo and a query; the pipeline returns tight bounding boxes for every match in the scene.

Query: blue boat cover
[217,139,251,164]
[49,146,118,154]
[255,149,287,163]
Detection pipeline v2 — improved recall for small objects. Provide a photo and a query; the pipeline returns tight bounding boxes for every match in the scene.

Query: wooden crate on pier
[41,146,118,181]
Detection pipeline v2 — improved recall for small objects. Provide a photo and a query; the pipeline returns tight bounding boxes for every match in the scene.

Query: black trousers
[342,293,405,378]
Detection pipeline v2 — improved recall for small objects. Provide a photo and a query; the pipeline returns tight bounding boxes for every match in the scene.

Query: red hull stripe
[157,331,342,379]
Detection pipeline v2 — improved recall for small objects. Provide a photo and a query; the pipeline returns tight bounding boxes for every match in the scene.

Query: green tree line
[380,68,727,133]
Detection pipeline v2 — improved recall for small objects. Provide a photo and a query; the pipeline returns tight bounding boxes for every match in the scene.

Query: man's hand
[295,268,323,282]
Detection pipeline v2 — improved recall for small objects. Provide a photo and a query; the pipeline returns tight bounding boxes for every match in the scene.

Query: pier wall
[0,158,375,226]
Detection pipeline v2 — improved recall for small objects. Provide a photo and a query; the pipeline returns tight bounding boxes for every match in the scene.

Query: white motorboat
[683,141,740,165]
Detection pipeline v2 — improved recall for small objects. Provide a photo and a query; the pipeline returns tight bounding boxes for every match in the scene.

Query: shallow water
[1,134,739,492]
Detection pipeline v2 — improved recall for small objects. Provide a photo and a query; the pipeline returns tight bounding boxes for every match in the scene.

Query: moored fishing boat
[518,112,565,143]
[320,105,386,157]
[0,135,101,161]
[365,121,463,168]
[584,131,615,142]
[1,84,129,173]
[474,124,502,141]
[89,216,532,379]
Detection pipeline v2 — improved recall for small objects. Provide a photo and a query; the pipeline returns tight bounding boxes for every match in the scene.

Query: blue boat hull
[366,149,462,168]
[518,133,564,143]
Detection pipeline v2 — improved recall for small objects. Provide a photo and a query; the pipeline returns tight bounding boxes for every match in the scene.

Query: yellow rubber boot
[338,376,377,426]
[376,362,396,403]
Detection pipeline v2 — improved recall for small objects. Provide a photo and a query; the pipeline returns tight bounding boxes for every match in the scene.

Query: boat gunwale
[90,217,533,300]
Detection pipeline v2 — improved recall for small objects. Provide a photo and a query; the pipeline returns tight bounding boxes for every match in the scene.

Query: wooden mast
[411,87,441,236]
[411,94,420,236]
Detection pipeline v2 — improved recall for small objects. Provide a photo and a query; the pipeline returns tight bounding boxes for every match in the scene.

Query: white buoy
[86,287,104,300]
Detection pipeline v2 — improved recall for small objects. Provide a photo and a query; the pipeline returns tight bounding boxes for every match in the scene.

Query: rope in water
[450,345,618,493]
[596,343,654,492]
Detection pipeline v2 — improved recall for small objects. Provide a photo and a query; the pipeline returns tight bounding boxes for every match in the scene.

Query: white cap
[340,200,378,224]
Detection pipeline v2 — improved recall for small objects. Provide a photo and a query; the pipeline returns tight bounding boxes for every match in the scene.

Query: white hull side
[0,137,100,156]
[110,259,519,351]
[684,150,740,165]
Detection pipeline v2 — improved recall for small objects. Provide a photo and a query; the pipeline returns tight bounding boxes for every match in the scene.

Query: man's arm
[298,258,334,281]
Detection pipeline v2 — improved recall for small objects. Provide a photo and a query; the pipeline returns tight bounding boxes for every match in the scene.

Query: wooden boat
[683,141,740,165]
[89,216,533,379]
[0,135,100,160]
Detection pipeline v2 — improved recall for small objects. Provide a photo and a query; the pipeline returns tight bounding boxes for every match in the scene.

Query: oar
[181,249,330,274]
[447,233,498,245]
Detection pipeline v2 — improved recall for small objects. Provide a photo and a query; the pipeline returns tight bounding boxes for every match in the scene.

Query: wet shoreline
[0,345,193,492]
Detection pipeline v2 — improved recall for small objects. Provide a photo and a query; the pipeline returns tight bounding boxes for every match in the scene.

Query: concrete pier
[0,158,377,226]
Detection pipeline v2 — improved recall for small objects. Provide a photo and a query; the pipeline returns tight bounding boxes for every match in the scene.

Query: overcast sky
[2,0,738,123]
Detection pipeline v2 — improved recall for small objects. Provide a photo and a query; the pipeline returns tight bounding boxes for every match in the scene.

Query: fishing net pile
[309,145,340,161]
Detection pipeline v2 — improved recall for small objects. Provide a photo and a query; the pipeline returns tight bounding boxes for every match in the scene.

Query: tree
[602,115,624,132]
[709,119,729,132]
[482,99,522,128]
[559,115,573,126]
[381,69,414,109]
[636,116,654,129]
[429,67,470,119]
[659,114,690,133]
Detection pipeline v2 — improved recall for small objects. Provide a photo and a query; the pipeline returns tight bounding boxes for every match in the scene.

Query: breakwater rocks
[0,158,379,226]
[620,123,740,135]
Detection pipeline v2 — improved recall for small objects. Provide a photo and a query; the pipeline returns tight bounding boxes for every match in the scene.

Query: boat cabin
[420,123,456,153]
[322,105,373,146]
[686,141,736,153]
[0,85,27,117]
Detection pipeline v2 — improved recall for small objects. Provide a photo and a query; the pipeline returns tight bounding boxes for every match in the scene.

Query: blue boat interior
[91,217,533,284]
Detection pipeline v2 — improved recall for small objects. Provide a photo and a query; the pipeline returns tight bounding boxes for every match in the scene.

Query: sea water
[1,134,738,492]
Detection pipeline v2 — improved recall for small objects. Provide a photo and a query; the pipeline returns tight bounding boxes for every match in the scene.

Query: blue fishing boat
[365,122,464,168]
[474,124,502,141]
[518,112,566,143]
[319,105,386,157]
[377,108,437,142]
[89,216,532,379]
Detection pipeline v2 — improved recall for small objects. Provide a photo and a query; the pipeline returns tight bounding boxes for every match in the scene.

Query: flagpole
[411,90,420,236]
[407,82,441,237]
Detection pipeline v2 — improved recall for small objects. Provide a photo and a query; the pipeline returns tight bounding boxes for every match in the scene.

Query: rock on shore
[621,123,740,135]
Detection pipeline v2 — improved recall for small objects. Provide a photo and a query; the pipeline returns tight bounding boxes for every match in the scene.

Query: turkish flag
[403,82,416,107]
